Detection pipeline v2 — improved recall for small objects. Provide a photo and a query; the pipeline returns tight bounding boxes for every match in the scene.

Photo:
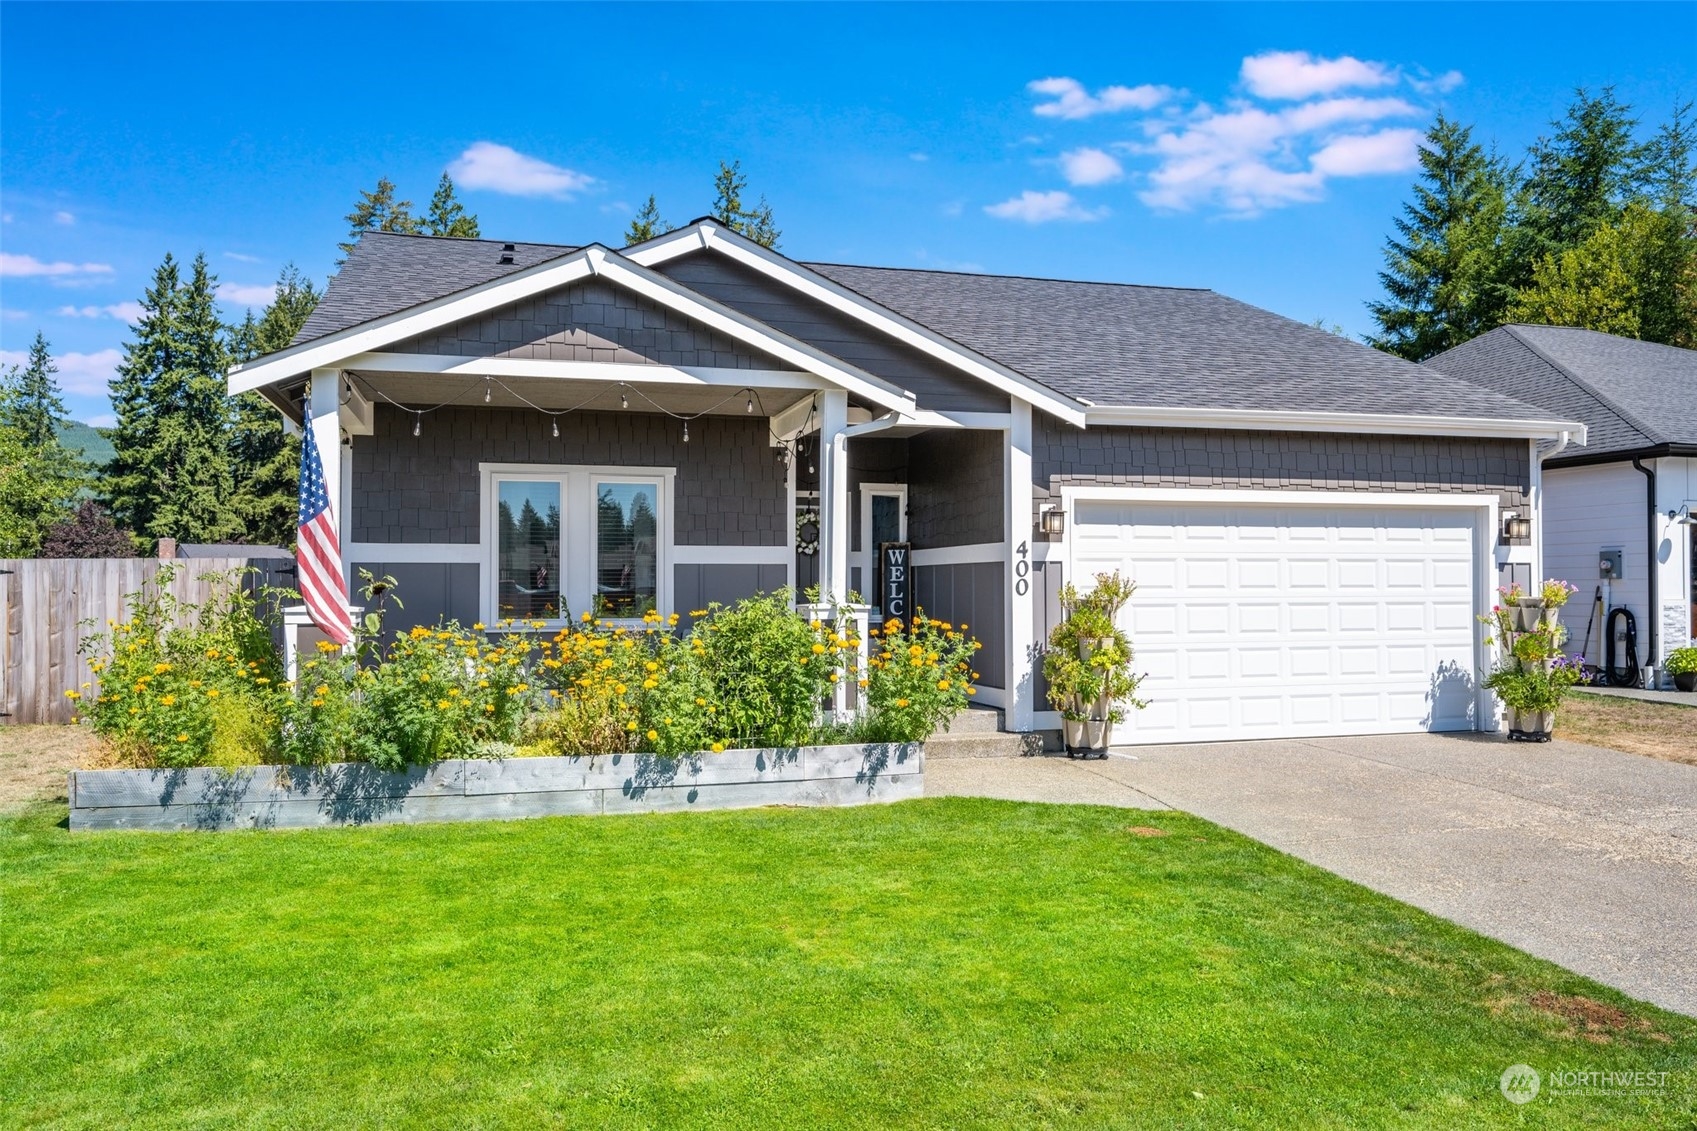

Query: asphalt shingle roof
[1424,325,1697,457]
[293,231,1556,423]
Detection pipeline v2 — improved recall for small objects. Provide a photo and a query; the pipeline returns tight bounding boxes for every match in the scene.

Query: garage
[1069,494,1489,744]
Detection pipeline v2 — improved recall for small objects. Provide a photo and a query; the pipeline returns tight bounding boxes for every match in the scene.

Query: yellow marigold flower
[160,695,177,707]
[646,729,659,742]
[206,688,220,698]
[626,720,638,731]
[690,609,708,618]
[255,677,271,685]
[153,662,170,674]
[129,707,140,715]
[695,697,706,707]
[896,698,910,708]
[437,699,450,710]
[858,678,869,689]
[310,698,325,708]
[419,673,430,682]
[205,648,219,659]
[812,643,826,655]
[484,704,495,713]
[967,687,977,696]
[64,689,82,700]
[829,672,839,683]
[615,682,627,694]
[177,733,189,743]
[479,679,490,688]
[937,679,951,690]
[642,678,658,690]
[448,687,461,697]
[645,661,659,672]
[710,742,724,753]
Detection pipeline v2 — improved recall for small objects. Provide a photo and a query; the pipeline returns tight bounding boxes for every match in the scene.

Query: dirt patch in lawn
[1528,991,1668,1043]
[1558,693,1697,767]
[1124,825,1169,837]
[0,725,100,812]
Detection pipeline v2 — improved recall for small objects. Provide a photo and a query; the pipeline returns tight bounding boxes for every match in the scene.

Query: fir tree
[229,265,321,546]
[710,160,781,248]
[4,331,72,449]
[103,252,245,548]
[424,172,481,238]
[1366,116,1513,361]
[340,176,421,261]
[625,194,671,244]
[1518,88,1650,264]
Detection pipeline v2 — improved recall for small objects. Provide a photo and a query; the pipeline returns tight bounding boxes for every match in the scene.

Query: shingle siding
[1035,419,1530,513]
[386,278,779,370]
[657,252,1010,414]
[908,430,1004,547]
[351,405,787,546]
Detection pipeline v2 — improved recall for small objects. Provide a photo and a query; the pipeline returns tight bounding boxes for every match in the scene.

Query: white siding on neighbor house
[1543,462,1650,662]
[1656,457,1696,653]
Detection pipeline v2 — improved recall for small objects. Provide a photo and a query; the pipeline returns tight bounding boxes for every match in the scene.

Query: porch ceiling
[341,369,819,420]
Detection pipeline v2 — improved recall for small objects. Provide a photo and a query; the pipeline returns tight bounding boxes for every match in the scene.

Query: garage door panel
[1076,500,1481,744]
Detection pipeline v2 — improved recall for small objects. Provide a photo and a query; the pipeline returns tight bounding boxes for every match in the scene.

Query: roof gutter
[1082,405,1588,442]
[1545,442,1697,470]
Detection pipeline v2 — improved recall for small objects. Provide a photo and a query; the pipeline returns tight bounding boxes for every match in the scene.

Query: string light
[551,416,559,438]
[412,414,421,437]
[620,391,629,410]
[484,380,492,404]
[746,395,754,413]
[682,420,689,442]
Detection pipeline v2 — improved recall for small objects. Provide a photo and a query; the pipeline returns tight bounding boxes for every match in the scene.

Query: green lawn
[2,798,1691,1129]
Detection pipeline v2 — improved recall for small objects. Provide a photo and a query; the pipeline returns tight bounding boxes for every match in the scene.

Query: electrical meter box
[1599,549,1623,579]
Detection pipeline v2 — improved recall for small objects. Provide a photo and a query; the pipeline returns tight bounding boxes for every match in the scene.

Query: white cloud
[1408,69,1465,95]
[0,347,122,396]
[1059,147,1124,186]
[984,190,1108,223]
[217,281,280,307]
[1134,95,1424,214]
[1029,77,1175,119]
[224,251,262,263]
[0,252,115,279]
[54,302,146,322]
[53,210,75,226]
[1240,50,1396,100]
[448,141,595,198]
[1310,128,1424,176]
[85,412,116,428]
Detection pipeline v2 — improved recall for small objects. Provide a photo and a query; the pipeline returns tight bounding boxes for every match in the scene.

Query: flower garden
[71,569,982,772]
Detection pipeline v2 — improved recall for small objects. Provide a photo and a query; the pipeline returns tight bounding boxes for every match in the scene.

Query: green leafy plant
[1042,573,1147,723]
[1664,647,1697,676]
[856,610,981,742]
[75,565,284,768]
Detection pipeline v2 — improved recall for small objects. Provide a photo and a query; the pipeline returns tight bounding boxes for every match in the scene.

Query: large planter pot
[66,742,925,832]
[1506,708,1554,742]
[1062,717,1087,750]
[1675,672,1697,693]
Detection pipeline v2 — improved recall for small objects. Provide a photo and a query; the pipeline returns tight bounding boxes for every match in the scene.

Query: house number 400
[1013,541,1030,596]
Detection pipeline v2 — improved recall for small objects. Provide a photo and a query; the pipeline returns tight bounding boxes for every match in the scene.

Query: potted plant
[1478,582,1582,741]
[1667,646,1697,693]
[1043,573,1147,757]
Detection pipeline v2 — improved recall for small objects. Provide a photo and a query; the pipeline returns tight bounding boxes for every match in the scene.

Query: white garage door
[1071,499,1482,744]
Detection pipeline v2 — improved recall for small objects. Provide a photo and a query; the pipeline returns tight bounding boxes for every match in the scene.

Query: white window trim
[857,482,907,611]
[479,462,675,629]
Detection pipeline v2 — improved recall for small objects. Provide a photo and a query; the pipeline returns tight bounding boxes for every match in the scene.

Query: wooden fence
[0,558,256,725]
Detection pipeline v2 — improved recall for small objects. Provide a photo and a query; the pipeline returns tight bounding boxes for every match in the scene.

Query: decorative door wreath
[796,508,820,555]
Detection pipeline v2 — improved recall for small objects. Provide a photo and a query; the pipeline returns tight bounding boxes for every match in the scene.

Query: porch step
[927,707,1047,758]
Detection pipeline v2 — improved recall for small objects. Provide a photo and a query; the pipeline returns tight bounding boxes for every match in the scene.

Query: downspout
[1632,456,1657,678]
[1530,430,1573,589]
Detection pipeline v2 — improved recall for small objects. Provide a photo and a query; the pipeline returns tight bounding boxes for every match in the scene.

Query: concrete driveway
[926,732,1697,1017]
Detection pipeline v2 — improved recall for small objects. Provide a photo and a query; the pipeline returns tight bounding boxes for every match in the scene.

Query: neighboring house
[229,220,1581,743]
[1426,326,1697,683]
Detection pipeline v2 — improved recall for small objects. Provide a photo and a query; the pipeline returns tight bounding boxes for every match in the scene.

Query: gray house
[1425,325,1696,682]
[230,220,1582,742]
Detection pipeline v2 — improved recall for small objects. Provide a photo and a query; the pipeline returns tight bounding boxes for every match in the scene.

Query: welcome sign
[880,542,911,622]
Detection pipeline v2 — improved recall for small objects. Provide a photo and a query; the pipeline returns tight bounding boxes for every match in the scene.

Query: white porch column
[309,368,348,589]
[1006,402,1036,731]
[817,390,850,604]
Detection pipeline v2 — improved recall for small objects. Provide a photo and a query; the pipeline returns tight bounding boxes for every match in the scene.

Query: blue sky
[3,1,1693,425]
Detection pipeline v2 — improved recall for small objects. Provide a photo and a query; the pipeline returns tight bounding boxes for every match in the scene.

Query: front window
[594,481,660,619]
[496,480,561,619]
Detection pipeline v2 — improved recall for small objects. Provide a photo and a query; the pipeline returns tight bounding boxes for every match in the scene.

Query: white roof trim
[227,245,916,414]
[1084,404,1589,443]
[625,220,1090,427]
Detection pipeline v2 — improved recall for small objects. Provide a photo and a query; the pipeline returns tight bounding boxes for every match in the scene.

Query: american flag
[297,415,352,645]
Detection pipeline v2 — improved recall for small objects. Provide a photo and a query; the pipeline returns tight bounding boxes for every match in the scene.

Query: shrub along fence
[0,558,265,725]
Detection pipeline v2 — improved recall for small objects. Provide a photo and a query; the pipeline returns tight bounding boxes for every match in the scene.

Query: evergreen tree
[1507,206,1649,336]
[1367,116,1514,360]
[424,172,481,238]
[1518,88,1649,264]
[103,252,245,549]
[4,331,72,448]
[625,194,671,244]
[0,359,83,556]
[229,265,322,546]
[709,160,781,248]
[1637,104,1697,346]
[340,177,421,261]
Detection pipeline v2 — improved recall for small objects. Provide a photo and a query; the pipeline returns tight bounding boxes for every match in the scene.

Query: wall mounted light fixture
[1503,511,1531,540]
[1039,507,1065,537]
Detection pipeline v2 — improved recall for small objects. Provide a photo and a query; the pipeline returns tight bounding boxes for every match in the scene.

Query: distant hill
[58,421,114,468]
